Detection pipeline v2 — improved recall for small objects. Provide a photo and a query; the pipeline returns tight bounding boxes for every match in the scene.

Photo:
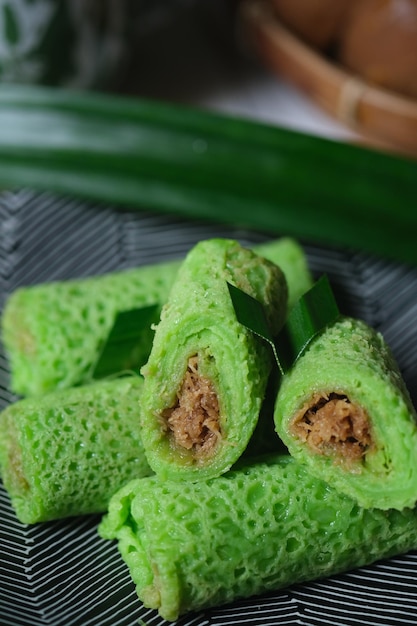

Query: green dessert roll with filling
[139,238,288,480]
[274,316,417,510]
[0,376,151,524]
[98,453,417,622]
[1,237,311,397]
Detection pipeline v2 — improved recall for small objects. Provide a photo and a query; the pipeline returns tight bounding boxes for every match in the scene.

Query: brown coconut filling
[162,356,222,459]
[291,392,372,462]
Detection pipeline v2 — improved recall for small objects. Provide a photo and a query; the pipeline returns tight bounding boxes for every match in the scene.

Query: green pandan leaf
[3,5,19,46]
[227,281,284,373]
[228,275,339,375]
[0,86,416,266]
[276,275,340,373]
[92,304,159,380]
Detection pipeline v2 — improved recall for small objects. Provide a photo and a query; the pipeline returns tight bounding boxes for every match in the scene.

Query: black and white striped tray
[1,190,416,626]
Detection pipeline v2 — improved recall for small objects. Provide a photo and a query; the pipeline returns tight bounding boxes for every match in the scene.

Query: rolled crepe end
[99,479,180,622]
[142,349,261,481]
[2,291,34,354]
[140,238,287,481]
[0,415,41,524]
[141,586,162,614]
[0,411,25,489]
[274,317,417,510]
[290,391,373,468]
[2,291,39,396]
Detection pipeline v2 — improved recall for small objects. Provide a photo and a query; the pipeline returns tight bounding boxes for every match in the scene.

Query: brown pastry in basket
[338,0,417,99]
[269,0,352,49]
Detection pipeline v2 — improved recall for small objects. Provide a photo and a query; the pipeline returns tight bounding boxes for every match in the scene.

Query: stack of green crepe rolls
[1,237,312,397]
[139,238,289,480]
[3,233,417,620]
[0,237,310,523]
[98,249,417,622]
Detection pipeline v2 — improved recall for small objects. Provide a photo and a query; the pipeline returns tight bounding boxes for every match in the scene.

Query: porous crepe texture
[0,377,151,523]
[1,237,312,397]
[139,238,288,481]
[274,316,417,510]
[254,237,312,307]
[1,260,180,396]
[99,454,417,622]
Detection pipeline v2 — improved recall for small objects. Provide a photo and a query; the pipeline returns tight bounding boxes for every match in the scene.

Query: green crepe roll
[1,237,312,398]
[139,238,288,481]
[1,259,180,397]
[0,376,151,524]
[254,237,312,308]
[98,453,417,622]
[274,316,417,510]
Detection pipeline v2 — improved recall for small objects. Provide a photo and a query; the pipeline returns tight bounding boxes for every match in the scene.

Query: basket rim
[239,0,417,158]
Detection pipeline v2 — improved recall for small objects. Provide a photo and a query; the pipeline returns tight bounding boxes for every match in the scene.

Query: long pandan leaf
[0,85,416,265]
[276,275,340,373]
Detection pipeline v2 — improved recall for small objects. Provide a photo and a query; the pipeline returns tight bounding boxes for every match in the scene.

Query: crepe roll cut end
[274,316,417,510]
[8,448,29,493]
[163,355,222,460]
[1,416,30,495]
[291,392,373,464]
[140,238,288,480]
[99,455,417,621]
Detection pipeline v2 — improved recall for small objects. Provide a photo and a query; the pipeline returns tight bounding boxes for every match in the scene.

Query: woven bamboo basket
[238,0,417,158]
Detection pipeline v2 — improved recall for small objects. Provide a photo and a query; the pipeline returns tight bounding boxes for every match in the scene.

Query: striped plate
[1,189,416,626]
